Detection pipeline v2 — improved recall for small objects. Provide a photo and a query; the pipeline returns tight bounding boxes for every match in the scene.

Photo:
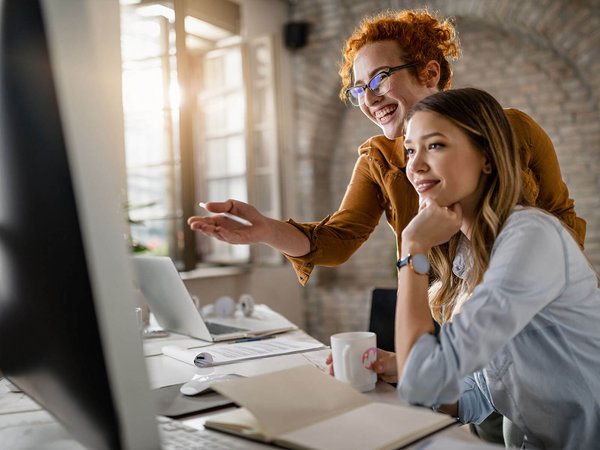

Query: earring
[483,163,492,174]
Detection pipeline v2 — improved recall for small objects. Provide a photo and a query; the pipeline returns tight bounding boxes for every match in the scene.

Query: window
[120,0,282,270]
[197,44,249,263]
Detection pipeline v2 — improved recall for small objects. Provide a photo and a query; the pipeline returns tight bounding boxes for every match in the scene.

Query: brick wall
[287,0,600,342]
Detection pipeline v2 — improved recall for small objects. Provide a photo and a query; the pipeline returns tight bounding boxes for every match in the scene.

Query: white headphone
[201,294,255,318]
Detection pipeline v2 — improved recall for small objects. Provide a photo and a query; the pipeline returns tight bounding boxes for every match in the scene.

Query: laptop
[131,255,297,341]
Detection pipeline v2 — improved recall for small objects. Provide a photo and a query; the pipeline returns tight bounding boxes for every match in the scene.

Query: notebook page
[211,365,369,439]
[276,402,456,450]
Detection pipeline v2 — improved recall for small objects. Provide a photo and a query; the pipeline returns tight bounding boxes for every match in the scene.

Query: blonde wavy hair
[406,88,525,323]
[339,9,461,101]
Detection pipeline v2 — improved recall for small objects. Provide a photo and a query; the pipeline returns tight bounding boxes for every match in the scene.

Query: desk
[144,331,496,449]
[0,330,497,449]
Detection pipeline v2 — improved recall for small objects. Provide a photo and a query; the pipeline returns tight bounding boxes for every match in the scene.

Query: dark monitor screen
[0,1,158,448]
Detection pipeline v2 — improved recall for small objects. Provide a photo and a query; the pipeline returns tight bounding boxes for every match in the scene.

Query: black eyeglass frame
[344,62,418,106]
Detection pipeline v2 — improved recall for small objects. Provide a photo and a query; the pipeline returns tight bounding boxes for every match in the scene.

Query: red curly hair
[339,10,461,101]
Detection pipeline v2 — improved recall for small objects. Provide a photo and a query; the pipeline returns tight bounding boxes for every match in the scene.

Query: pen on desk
[198,202,253,227]
[229,335,276,344]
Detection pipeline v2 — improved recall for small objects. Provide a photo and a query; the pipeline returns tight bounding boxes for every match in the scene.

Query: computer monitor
[0,1,160,448]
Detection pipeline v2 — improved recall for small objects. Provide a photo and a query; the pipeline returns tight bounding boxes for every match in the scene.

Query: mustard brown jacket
[285,109,586,286]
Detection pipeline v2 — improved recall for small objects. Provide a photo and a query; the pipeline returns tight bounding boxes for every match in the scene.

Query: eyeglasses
[344,62,418,106]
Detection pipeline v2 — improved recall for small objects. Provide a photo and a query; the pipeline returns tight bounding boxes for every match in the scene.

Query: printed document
[162,336,325,367]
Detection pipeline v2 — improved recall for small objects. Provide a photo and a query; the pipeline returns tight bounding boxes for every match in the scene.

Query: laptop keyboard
[157,416,265,449]
[205,321,247,335]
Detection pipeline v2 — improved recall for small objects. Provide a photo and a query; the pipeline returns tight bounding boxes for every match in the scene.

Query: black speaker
[284,21,309,50]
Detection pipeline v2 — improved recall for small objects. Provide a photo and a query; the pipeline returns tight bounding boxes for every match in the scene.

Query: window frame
[120,1,284,271]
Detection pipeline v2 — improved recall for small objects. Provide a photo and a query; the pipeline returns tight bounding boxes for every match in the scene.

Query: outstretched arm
[187,199,310,257]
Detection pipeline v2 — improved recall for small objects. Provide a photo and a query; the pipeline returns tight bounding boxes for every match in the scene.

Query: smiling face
[404,110,489,219]
[352,40,438,139]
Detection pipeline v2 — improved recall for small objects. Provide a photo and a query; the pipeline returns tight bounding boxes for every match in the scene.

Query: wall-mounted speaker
[284,21,310,50]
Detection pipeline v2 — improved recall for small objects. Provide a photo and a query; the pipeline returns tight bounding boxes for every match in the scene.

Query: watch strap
[396,253,430,275]
[396,255,410,270]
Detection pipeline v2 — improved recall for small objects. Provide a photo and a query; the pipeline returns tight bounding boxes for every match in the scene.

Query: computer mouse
[179,373,244,396]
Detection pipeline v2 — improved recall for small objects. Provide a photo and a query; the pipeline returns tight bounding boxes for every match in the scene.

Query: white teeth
[375,105,396,119]
[416,181,437,192]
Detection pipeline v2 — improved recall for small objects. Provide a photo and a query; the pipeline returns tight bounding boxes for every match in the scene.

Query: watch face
[411,254,430,274]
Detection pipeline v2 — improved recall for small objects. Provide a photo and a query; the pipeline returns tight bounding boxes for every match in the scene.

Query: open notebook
[206,365,456,450]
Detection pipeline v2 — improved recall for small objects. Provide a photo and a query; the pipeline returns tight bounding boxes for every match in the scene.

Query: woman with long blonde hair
[392,87,600,449]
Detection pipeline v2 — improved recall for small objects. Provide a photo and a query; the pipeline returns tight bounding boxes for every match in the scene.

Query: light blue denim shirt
[397,208,600,449]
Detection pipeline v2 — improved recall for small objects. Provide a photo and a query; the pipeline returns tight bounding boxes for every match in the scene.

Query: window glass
[120,2,280,267]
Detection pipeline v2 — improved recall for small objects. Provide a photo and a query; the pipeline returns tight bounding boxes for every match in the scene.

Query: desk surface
[0,330,498,449]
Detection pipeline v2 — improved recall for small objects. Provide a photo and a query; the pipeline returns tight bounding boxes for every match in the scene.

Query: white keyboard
[157,416,272,450]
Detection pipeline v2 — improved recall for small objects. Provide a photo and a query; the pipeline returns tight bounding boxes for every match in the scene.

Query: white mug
[330,331,377,392]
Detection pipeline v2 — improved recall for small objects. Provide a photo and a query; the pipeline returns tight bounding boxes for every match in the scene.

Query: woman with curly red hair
[188,9,585,285]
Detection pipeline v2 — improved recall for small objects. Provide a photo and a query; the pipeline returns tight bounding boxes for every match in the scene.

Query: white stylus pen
[198,202,253,226]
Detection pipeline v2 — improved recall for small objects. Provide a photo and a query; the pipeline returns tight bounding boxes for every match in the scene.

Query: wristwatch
[396,253,430,275]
